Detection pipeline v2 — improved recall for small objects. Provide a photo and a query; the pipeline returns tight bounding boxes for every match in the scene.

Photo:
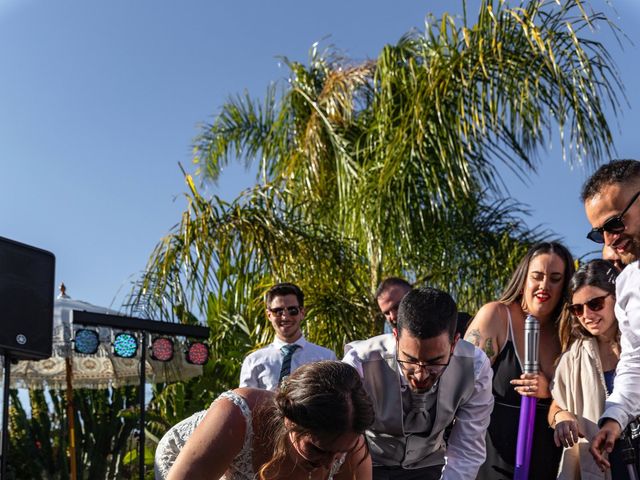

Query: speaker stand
[1,353,11,480]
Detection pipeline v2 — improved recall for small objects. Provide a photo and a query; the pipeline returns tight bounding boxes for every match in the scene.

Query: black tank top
[476,310,562,480]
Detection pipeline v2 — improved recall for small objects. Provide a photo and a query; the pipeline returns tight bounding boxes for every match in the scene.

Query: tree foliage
[130,0,622,435]
[7,387,139,479]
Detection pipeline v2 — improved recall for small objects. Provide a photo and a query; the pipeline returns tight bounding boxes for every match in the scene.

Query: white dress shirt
[602,261,640,429]
[343,339,493,480]
[239,335,337,391]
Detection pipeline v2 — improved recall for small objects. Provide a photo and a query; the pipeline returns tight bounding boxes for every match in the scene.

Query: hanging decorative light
[150,337,174,362]
[113,332,138,358]
[74,328,100,354]
[185,341,209,365]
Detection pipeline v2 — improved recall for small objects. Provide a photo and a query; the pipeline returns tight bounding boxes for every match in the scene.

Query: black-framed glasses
[568,293,611,317]
[268,306,301,316]
[587,191,640,244]
[396,344,454,376]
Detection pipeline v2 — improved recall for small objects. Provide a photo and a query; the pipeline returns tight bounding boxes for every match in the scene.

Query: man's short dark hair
[581,159,640,202]
[375,277,412,299]
[397,287,457,341]
[265,282,304,307]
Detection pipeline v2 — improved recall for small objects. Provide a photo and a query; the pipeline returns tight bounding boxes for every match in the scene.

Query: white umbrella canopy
[0,284,206,480]
[2,284,203,389]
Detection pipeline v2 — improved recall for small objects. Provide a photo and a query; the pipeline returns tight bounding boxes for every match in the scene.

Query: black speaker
[0,236,55,360]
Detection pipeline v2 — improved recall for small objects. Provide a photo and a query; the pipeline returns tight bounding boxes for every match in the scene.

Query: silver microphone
[523,314,540,375]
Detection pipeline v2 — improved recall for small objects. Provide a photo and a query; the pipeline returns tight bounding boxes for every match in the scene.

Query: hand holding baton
[514,314,540,480]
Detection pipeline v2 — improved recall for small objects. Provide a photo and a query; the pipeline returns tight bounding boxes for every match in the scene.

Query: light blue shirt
[239,335,336,391]
[602,261,640,429]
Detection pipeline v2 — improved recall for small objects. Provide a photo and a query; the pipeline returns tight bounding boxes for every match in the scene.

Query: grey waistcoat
[345,334,476,469]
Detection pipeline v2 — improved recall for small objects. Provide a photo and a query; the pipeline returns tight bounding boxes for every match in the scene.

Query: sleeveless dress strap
[216,391,255,480]
[495,303,515,357]
[504,305,524,371]
[328,454,347,479]
[505,306,514,342]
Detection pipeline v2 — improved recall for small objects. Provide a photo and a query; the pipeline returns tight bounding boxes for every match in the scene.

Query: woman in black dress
[464,242,575,479]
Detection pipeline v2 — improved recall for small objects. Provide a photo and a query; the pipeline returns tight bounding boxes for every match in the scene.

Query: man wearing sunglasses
[582,159,640,470]
[343,287,493,479]
[239,282,336,390]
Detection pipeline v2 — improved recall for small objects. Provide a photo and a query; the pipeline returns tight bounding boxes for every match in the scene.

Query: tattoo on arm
[484,338,496,358]
[464,329,497,358]
[464,329,481,347]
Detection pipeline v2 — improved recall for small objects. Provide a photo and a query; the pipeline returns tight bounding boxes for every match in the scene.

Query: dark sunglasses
[568,293,611,317]
[587,191,640,244]
[268,306,301,316]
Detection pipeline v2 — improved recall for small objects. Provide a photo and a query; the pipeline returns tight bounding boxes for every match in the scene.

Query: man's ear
[393,328,398,340]
[453,332,461,344]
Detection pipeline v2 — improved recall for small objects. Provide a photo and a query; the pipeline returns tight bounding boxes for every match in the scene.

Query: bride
[155,360,374,480]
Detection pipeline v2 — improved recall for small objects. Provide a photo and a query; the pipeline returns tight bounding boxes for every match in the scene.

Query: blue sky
[1,0,639,311]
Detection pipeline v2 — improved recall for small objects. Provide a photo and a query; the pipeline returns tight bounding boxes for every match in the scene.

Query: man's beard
[620,236,640,265]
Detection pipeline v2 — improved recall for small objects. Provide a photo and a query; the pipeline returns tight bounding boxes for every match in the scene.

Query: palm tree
[193,0,619,280]
[131,0,623,414]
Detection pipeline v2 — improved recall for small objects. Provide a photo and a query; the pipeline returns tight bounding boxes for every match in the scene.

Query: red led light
[186,342,209,365]
[151,337,174,362]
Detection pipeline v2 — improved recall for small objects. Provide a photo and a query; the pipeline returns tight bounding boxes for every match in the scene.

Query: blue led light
[74,329,99,354]
[113,332,138,358]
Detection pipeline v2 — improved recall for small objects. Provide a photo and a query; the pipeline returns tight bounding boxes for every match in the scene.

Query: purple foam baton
[514,314,540,480]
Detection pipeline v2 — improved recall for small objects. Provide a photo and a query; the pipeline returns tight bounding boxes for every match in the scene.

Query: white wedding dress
[154,391,345,480]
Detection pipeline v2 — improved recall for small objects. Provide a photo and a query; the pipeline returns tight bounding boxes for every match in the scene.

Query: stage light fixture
[74,328,100,354]
[113,332,138,358]
[185,341,209,365]
[150,337,174,362]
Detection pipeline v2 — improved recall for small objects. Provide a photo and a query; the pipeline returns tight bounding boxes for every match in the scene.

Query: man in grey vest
[343,286,493,479]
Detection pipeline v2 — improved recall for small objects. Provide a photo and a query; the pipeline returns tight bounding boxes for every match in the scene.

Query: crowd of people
[154,158,640,479]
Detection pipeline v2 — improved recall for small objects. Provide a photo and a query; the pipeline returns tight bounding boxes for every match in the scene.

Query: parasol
[1,284,204,479]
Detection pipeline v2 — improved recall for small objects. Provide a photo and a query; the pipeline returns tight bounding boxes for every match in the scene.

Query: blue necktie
[279,344,301,382]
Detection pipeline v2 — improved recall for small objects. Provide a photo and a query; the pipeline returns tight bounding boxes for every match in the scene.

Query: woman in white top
[549,259,629,479]
[156,361,374,480]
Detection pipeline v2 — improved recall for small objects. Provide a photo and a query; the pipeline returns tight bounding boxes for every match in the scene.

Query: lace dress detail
[220,391,254,479]
[154,391,254,480]
[327,455,346,479]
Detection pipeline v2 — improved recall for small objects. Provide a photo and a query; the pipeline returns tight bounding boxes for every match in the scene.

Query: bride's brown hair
[255,361,374,479]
